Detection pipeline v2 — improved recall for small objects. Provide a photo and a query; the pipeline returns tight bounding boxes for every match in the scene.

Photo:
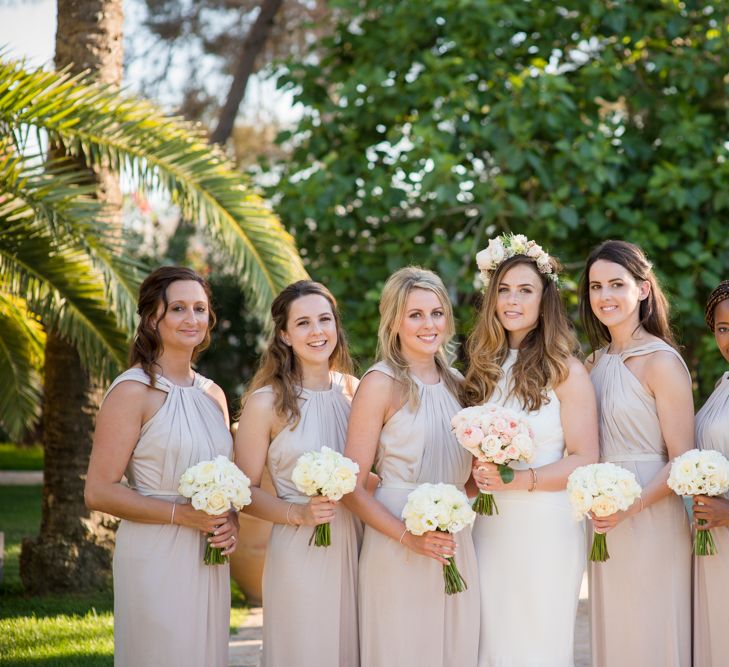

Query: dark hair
[243,280,354,426]
[464,254,577,411]
[705,280,729,330]
[578,240,676,353]
[129,266,216,385]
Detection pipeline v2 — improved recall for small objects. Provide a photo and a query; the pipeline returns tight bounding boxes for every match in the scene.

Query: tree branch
[209,0,284,146]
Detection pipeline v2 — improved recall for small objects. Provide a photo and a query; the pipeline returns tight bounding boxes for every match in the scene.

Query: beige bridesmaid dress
[694,371,729,667]
[108,368,233,667]
[588,342,692,667]
[258,372,360,667]
[358,362,480,667]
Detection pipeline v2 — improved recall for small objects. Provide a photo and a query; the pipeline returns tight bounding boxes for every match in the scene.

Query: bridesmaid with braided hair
[694,279,729,667]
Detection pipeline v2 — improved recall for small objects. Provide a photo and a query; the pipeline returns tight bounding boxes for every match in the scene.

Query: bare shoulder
[242,388,277,416]
[205,382,230,421]
[102,378,157,413]
[583,348,604,372]
[555,356,593,400]
[645,349,690,385]
[355,369,396,397]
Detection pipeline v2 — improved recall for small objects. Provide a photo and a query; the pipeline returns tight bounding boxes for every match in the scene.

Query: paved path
[0,471,43,485]
[229,607,263,667]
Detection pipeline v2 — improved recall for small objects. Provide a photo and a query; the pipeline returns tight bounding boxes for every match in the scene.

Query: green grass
[0,485,249,665]
[0,443,43,471]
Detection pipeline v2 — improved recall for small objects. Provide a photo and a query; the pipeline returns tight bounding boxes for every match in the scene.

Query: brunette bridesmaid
[85,267,237,667]
[234,280,360,667]
[579,240,693,667]
[694,279,729,667]
[344,267,479,667]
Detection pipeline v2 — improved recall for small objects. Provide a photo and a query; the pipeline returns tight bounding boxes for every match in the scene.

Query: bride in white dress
[464,235,599,667]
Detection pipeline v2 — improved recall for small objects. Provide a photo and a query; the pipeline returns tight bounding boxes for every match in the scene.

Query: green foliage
[0,484,248,664]
[0,443,43,471]
[273,0,729,396]
[0,55,308,437]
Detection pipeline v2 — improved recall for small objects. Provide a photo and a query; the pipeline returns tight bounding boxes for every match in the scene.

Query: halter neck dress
[357,362,480,667]
[256,372,361,667]
[694,371,729,667]
[588,341,692,667]
[108,368,233,667]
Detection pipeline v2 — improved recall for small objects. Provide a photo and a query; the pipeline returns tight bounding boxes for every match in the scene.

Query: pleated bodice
[696,372,729,477]
[367,361,471,489]
[590,341,689,465]
[255,372,353,500]
[106,368,233,497]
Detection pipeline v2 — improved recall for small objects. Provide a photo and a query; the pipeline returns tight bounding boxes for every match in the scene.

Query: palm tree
[0,55,307,591]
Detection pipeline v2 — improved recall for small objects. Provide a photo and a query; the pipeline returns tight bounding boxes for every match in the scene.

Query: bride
[464,234,599,666]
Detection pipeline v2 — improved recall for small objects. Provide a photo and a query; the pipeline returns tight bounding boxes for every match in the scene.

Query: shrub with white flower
[476,232,558,289]
[566,463,642,562]
[178,455,252,565]
[402,483,476,595]
[668,449,729,556]
[451,403,534,516]
[292,446,359,547]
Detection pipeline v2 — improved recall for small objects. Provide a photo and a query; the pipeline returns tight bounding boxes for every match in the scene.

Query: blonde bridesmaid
[579,240,693,667]
[235,280,360,667]
[85,267,237,667]
[344,267,480,667]
[694,279,729,667]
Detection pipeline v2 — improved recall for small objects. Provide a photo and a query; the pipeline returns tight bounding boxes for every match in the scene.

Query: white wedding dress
[473,350,585,666]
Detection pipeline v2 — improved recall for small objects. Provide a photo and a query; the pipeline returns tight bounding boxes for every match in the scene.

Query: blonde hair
[376,267,462,406]
[464,255,577,411]
[243,281,354,426]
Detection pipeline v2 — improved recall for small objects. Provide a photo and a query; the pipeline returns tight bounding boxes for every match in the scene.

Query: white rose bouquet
[401,483,476,595]
[178,455,252,565]
[291,446,359,547]
[567,463,642,562]
[451,403,534,516]
[667,449,729,556]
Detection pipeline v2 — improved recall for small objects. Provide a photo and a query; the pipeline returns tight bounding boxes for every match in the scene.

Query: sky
[0,0,56,67]
[0,0,298,124]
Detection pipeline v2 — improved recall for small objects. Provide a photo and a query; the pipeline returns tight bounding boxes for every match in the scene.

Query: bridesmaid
[85,266,238,667]
[343,266,480,667]
[694,279,729,667]
[234,280,360,667]
[465,235,599,667]
[579,240,693,667]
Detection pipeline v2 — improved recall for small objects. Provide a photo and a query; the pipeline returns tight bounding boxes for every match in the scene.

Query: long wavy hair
[243,280,354,427]
[129,266,216,386]
[377,267,463,407]
[578,240,676,353]
[464,255,577,411]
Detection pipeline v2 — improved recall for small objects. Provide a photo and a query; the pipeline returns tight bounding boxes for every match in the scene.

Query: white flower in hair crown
[476,233,558,288]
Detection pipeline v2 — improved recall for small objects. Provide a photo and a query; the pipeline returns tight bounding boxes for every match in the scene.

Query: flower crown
[476,233,558,288]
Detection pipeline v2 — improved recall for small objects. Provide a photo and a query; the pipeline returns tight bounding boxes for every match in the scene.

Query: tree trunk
[209,0,284,146]
[20,334,116,592]
[20,0,124,594]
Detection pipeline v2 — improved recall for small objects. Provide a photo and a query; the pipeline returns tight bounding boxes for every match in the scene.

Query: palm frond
[0,293,45,441]
[0,57,308,322]
[0,193,129,376]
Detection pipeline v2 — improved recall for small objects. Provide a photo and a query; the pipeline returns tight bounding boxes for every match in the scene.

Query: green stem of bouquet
[590,531,609,562]
[443,556,468,595]
[472,491,498,515]
[204,536,229,565]
[310,521,331,547]
[695,519,718,556]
